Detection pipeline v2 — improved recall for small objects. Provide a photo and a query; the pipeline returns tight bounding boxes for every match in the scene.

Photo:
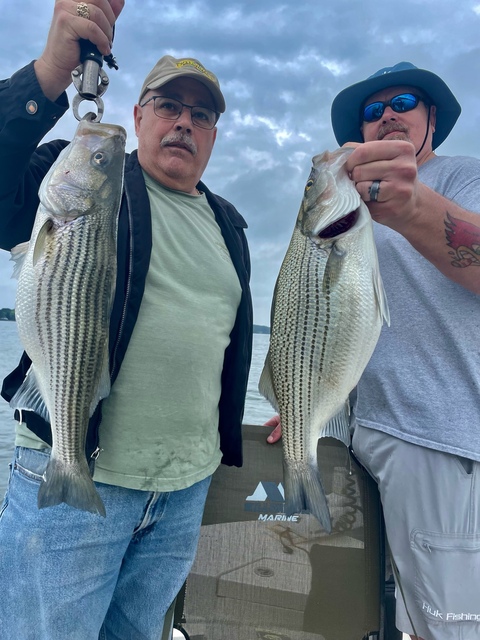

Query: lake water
[0,324,273,498]
[0,322,22,498]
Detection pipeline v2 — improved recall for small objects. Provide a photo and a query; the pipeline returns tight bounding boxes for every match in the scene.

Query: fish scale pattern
[11,119,126,516]
[36,216,115,465]
[259,148,389,530]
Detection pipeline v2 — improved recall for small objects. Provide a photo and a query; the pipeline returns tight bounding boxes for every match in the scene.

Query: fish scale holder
[71,38,118,123]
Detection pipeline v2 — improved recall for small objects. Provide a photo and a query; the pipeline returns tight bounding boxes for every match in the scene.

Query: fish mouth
[47,181,91,205]
[48,170,92,194]
[53,181,87,194]
[318,210,359,239]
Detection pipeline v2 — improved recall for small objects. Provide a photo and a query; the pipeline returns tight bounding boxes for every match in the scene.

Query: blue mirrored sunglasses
[362,93,428,123]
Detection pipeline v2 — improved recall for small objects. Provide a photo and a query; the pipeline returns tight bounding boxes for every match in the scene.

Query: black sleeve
[0,61,70,250]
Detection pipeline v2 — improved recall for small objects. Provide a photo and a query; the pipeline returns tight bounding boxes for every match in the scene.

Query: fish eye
[305,179,314,192]
[92,151,110,166]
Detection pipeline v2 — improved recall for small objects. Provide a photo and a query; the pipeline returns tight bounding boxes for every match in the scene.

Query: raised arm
[0,0,125,250]
[345,140,480,295]
[34,0,124,101]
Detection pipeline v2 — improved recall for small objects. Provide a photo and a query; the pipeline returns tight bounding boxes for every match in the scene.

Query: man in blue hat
[268,62,480,640]
[335,63,480,640]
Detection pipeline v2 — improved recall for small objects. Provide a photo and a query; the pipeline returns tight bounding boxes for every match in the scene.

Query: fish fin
[321,401,351,446]
[372,264,390,326]
[258,350,279,412]
[284,459,332,533]
[38,455,106,517]
[32,219,53,267]
[322,243,345,292]
[10,367,50,424]
[89,348,111,417]
[10,242,30,279]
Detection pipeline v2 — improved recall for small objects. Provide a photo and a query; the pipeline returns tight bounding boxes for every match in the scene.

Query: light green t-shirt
[16,173,242,492]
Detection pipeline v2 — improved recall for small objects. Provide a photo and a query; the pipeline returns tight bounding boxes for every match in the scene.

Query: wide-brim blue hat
[331,62,461,150]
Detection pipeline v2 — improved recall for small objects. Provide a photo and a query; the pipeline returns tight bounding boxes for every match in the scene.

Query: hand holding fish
[34,0,124,101]
[264,414,282,444]
[344,140,421,231]
[344,140,480,295]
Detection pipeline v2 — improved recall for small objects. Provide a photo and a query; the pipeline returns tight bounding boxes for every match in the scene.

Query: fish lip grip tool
[72,33,119,123]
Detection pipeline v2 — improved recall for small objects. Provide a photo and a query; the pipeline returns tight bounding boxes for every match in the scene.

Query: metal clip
[90,446,104,461]
[71,61,109,122]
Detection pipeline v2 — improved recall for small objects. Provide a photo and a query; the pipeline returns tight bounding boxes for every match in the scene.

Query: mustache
[377,122,409,140]
[160,132,197,156]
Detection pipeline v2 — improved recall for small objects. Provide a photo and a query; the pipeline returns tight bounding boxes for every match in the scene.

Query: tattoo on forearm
[445,213,480,268]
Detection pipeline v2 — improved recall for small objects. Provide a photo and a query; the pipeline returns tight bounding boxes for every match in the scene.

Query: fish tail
[284,460,332,533]
[37,456,106,517]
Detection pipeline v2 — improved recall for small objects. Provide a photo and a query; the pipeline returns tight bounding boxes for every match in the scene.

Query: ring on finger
[76,2,90,19]
[368,180,381,202]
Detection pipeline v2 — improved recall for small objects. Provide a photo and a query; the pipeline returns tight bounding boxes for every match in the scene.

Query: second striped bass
[259,148,389,532]
[10,119,126,516]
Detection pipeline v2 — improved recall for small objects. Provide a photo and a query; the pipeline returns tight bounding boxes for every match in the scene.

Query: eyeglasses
[362,93,428,123]
[139,96,219,130]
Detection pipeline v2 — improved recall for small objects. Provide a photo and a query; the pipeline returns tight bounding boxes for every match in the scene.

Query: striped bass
[10,119,126,516]
[259,148,389,532]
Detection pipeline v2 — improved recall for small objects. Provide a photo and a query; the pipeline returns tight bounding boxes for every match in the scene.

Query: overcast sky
[1,0,480,325]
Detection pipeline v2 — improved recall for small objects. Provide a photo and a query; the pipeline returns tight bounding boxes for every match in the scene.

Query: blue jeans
[0,447,211,640]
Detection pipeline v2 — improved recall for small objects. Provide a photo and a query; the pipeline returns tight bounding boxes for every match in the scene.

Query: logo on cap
[176,59,216,82]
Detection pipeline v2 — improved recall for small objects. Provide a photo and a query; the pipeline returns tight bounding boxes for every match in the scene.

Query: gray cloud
[1,0,479,323]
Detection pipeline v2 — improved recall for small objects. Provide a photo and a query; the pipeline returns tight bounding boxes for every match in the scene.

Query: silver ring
[76,2,90,19]
[368,180,381,202]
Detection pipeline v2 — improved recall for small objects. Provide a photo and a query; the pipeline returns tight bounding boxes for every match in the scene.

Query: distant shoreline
[253,324,270,334]
[0,308,15,322]
[0,311,270,333]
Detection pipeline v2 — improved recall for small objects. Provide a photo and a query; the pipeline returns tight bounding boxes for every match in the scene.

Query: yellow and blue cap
[138,55,225,113]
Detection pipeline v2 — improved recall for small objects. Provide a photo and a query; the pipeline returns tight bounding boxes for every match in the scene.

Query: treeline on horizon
[253,324,270,334]
[0,308,15,321]
[0,308,269,332]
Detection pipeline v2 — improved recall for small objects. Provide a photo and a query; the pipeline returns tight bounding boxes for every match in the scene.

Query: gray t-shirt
[354,155,480,460]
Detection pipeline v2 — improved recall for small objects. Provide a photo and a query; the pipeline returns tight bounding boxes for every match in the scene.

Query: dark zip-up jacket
[0,62,253,467]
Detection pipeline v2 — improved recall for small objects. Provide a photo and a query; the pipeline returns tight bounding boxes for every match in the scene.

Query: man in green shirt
[0,2,252,638]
